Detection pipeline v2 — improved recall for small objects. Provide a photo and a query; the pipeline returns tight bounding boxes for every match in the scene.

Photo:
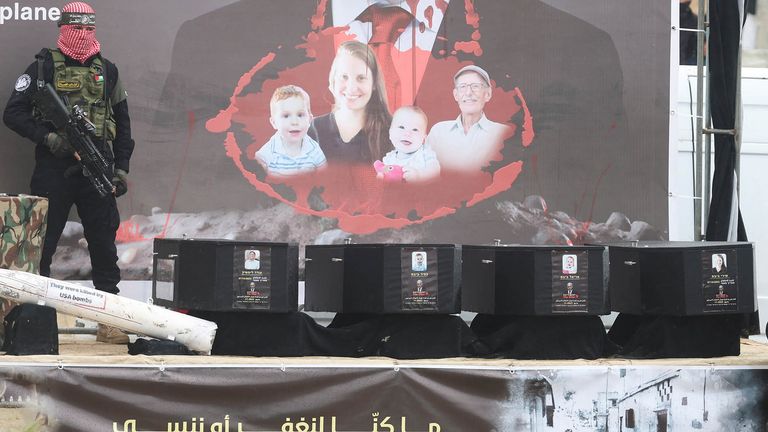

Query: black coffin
[152,238,298,312]
[462,245,609,315]
[607,241,756,316]
[304,244,461,313]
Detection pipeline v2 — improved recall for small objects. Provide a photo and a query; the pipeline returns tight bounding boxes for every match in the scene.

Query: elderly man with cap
[3,2,135,343]
[426,65,511,174]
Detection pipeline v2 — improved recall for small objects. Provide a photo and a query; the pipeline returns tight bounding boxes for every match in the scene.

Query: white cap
[453,65,491,86]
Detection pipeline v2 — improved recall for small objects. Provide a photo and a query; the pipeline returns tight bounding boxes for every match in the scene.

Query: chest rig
[40,49,116,141]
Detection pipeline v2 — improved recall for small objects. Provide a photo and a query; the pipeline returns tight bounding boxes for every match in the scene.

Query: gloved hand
[112,168,128,197]
[44,132,73,158]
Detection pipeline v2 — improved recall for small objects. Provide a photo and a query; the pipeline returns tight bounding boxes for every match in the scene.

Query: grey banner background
[0,1,671,279]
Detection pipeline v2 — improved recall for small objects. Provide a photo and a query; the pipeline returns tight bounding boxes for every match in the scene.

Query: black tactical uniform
[3,49,135,294]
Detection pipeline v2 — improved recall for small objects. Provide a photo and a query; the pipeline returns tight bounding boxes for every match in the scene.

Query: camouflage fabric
[1,194,49,342]
[1,194,48,273]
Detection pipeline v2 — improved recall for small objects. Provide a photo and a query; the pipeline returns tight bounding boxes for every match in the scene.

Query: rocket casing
[0,269,217,354]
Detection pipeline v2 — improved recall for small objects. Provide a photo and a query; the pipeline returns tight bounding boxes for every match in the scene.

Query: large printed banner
[0,1,672,279]
[1,365,766,431]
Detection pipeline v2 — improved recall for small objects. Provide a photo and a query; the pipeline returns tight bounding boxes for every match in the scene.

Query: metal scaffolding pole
[693,0,707,241]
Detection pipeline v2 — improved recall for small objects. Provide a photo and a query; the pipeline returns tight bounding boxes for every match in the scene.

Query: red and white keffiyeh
[57,2,100,63]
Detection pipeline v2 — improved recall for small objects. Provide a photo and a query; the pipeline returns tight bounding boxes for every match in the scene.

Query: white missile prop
[0,269,217,354]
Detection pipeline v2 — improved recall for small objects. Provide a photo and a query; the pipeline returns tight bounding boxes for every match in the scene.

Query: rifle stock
[33,83,114,198]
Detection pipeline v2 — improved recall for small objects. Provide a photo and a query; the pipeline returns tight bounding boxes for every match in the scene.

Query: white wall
[672,66,768,333]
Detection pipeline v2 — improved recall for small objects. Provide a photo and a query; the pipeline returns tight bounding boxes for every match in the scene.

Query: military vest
[49,49,116,141]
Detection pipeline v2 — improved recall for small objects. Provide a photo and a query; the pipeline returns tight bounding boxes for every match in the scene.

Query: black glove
[112,168,128,197]
[44,132,73,158]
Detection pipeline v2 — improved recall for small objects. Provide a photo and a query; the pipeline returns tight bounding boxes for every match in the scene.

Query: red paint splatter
[454,40,482,56]
[435,0,449,15]
[153,110,199,239]
[116,220,146,243]
[406,0,420,16]
[466,162,523,206]
[449,0,481,57]
[515,87,535,147]
[464,0,480,28]
[311,0,329,31]
[424,6,434,28]
[205,22,535,234]
[206,53,277,134]
[584,165,612,231]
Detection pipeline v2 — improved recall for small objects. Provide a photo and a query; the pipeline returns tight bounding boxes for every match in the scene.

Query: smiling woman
[309,40,392,165]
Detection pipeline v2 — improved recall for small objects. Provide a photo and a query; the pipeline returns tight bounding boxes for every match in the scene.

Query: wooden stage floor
[1,335,767,431]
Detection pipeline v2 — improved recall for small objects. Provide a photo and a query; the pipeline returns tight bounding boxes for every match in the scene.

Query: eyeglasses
[455,83,487,93]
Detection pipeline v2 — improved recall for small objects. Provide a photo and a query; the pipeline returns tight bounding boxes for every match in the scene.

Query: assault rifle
[33,83,114,197]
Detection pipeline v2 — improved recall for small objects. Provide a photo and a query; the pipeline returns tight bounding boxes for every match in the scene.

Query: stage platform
[1,334,767,432]
[2,334,767,367]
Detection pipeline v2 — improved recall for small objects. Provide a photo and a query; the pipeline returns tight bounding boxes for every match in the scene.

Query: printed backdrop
[0,1,672,279]
[1,365,766,431]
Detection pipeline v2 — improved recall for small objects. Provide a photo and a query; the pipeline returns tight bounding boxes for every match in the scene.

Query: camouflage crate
[1,194,49,337]
[1,194,48,273]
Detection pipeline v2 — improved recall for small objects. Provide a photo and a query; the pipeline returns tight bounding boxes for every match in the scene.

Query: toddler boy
[255,85,326,175]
